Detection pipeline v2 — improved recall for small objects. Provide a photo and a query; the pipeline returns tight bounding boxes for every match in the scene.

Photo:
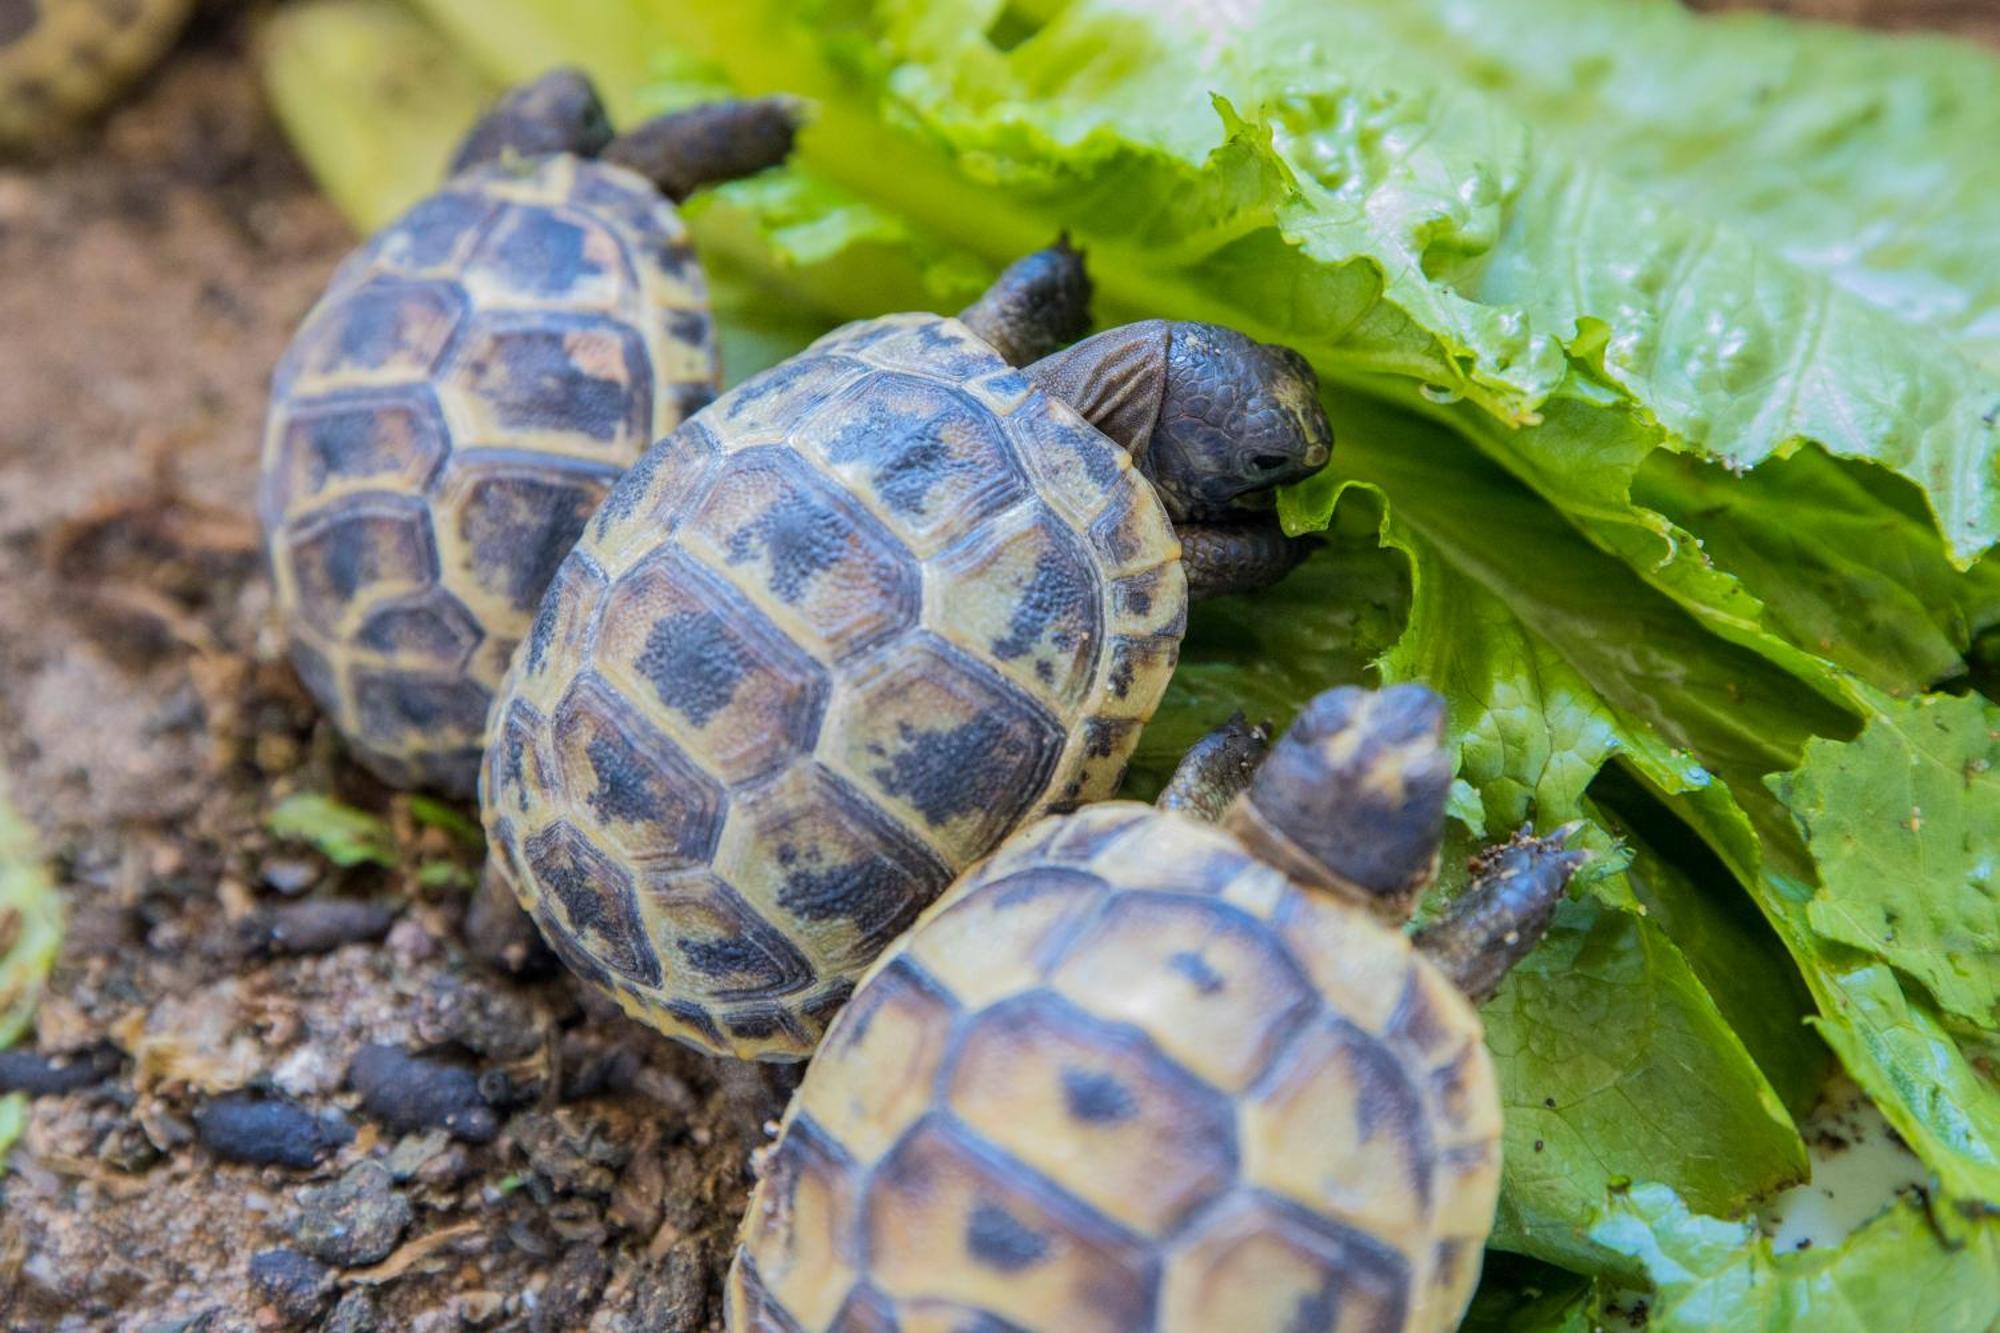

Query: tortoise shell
[0,0,192,147]
[728,801,1501,1333]
[482,313,1188,1060]
[260,153,718,796]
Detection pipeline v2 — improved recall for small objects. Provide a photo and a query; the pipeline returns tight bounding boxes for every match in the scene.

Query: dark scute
[664,379,717,422]
[1060,1067,1137,1123]
[378,191,492,271]
[774,846,940,947]
[823,399,982,519]
[991,545,1095,662]
[721,1007,787,1040]
[1168,949,1226,994]
[1331,1019,1435,1213]
[464,323,644,442]
[871,709,1059,830]
[665,309,711,347]
[964,1201,1051,1272]
[677,931,778,981]
[524,580,563,674]
[485,209,608,298]
[1285,1278,1341,1333]
[725,480,849,603]
[0,1,39,47]
[798,979,856,1030]
[636,609,748,725]
[524,823,661,987]
[584,733,664,824]
[592,436,668,536]
[353,671,490,737]
[195,1092,353,1169]
[298,408,425,489]
[457,471,605,611]
[356,600,478,664]
[662,999,724,1048]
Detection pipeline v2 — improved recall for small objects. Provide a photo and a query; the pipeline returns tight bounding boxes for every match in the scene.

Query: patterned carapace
[483,314,1188,1060]
[0,0,193,147]
[728,802,1502,1332]
[261,153,718,796]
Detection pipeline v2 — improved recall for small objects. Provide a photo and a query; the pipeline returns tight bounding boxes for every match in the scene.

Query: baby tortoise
[482,245,1333,1060]
[0,0,192,149]
[260,69,798,795]
[728,685,1583,1332]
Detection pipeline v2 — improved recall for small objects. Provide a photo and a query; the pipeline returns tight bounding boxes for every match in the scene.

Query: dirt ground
[0,16,796,1333]
[0,3,1991,1331]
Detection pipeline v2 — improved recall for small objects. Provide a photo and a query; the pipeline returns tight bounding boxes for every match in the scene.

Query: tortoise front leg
[1156,713,1270,822]
[1179,517,1311,599]
[1414,825,1586,1002]
[601,97,803,202]
[958,240,1093,368]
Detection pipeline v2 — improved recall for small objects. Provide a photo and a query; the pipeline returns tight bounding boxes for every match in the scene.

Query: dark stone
[290,1161,414,1267]
[0,1044,119,1096]
[347,1044,499,1143]
[464,862,555,978]
[194,1093,352,1169]
[531,1245,611,1333]
[250,898,399,955]
[323,1289,381,1333]
[247,1249,333,1326]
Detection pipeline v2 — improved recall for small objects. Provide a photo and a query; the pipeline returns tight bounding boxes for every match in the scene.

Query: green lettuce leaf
[259,0,499,232]
[1773,691,2000,1028]
[1591,1183,2000,1332]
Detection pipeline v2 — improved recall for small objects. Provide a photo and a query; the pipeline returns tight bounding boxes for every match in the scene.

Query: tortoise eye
[1251,453,1289,472]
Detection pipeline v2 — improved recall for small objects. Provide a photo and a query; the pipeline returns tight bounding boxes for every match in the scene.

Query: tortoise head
[1223,683,1451,921]
[1147,323,1332,522]
[450,68,615,176]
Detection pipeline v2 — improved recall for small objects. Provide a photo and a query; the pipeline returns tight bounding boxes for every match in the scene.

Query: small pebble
[531,1245,610,1333]
[251,898,398,955]
[290,1161,413,1267]
[0,1045,119,1096]
[323,1290,380,1333]
[464,863,553,977]
[247,1249,333,1327]
[259,856,321,896]
[194,1091,352,1169]
[348,1043,498,1143]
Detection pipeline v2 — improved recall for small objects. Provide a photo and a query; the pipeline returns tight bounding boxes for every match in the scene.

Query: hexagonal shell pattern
[487,314,1185,1059]
[259,154,715,797]
[727,803,1502,1333]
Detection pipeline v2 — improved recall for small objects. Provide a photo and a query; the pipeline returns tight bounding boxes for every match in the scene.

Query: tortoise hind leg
[1179,516,1311,599]
[602,97,804,203]
[1413,825,1587,1002]
[450,69,614,175]
[959,239,1093,367]
[1156,713,1270,822]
